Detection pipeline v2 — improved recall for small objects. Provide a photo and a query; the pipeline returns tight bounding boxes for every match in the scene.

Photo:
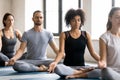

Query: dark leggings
[0,52,11,66]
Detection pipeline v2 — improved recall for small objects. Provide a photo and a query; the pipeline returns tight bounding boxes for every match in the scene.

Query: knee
[102,67,111,75]
[54,64,62,75]
[101,67,116,80]
[87,69,101,78]
[13,61,26,72]
[54,64,66,75]
[55,64,74,76]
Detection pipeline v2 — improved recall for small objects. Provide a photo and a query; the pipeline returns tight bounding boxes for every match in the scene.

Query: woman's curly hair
[65,8,86,28]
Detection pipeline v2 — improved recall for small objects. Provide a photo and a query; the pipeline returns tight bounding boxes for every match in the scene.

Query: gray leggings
[55,64,101,77]
[0,52,27,62]
[14,59,120,79]
[13,59,53,72]
[0,52,10,61]
[102,67,120,80]
[13,60,75,75]
[13,60,101,77]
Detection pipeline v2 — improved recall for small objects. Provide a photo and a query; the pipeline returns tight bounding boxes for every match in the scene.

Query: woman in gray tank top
[0,13,22,66]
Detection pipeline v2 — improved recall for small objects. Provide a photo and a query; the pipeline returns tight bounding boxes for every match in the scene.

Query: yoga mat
[0,67,100,80]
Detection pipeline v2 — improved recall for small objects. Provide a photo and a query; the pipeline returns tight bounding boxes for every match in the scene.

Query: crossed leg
[66,67,94,79]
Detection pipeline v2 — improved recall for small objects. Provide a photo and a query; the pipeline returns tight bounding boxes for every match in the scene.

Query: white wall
[82,0,92,34]
[25,0,43,31]
[0,0,11,28]
[11,0,25,33]
[11,0,43,33]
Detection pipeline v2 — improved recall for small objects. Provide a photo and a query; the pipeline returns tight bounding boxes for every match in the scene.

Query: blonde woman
[99,7,120,80]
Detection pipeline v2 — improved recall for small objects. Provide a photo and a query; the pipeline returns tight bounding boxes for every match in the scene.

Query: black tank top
[1,29,17,58]
[63,31,87,66]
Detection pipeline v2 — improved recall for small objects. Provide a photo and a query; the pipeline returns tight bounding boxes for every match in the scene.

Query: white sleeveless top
[100,31,120,73]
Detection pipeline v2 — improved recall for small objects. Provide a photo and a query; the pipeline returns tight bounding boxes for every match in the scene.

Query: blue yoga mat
[0,66,60,80]
[0,66,49,76]
[0,67,100,80]
[11,78,100,80]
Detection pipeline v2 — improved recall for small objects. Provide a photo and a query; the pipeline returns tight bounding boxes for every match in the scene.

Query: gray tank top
[1,29,17,58]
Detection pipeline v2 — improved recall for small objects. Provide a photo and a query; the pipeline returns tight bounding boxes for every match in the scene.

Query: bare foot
[66,67,94,79]
[66,73,87,79]
[5,61,14,66]
[38,65,48,72]
[5,62,8,66]
[5,62,12,66]
[75,67,94,74]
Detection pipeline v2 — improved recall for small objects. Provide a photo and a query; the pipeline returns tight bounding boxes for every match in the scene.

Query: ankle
[38,65,48,72]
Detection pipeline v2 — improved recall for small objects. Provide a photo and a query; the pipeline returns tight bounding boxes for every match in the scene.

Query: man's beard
[35,22,42,26]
